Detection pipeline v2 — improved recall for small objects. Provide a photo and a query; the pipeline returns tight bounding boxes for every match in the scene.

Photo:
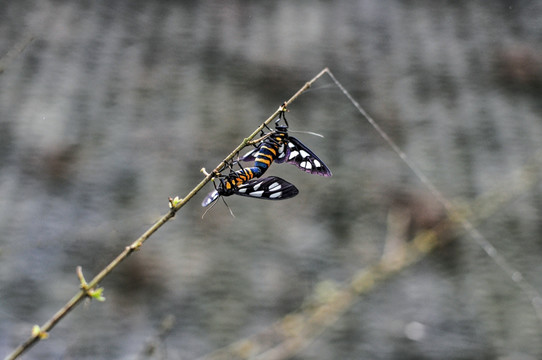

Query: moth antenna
[222,197,235,218]
[201,198,219,219]
[288,130,325,138]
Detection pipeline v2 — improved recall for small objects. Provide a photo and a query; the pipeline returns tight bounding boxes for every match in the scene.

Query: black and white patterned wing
[235,176,299,200]
[283,137,332,177]
[201,189,219,207]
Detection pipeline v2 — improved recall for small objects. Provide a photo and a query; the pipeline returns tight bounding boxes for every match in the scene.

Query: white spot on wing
[249,190,264,197]
[253,182,262,191]
[238,188,247,193]
[300,161,312,169]
[289,151,299,160]
[269,192,282,199]
[314,159,321,168]
[300,150,310,158]
[202,191,218,206]
[268,182,281,191]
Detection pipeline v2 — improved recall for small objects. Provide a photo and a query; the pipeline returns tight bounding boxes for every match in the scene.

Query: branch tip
[76,266,88,290]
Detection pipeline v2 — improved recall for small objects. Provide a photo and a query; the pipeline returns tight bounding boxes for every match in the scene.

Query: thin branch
[3,68,329,360]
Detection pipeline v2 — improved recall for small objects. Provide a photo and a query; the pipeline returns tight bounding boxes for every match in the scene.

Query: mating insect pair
[201,106,332,207]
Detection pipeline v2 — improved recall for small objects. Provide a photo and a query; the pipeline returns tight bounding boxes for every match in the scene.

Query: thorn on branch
[201,167,221,179]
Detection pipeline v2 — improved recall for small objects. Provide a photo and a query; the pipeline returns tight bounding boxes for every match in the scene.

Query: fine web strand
[324,69,542,322]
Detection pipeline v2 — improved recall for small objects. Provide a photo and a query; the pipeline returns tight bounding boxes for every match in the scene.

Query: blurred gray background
[2,1,542,359]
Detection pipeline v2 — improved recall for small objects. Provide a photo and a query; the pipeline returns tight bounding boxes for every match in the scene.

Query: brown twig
[3,68,330,360]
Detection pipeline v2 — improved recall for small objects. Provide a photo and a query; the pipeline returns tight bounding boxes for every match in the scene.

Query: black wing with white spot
[235,176,299,200]
[280,136,332,177]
